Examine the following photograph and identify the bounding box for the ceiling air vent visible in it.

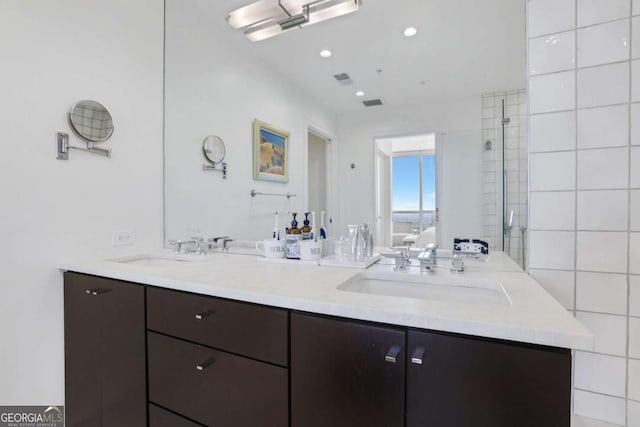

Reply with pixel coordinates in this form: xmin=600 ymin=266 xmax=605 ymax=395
xmin=362 ymin=98 xmax=383 ymax=107
xmin=333 ymin=73 xmax=353 ymax=85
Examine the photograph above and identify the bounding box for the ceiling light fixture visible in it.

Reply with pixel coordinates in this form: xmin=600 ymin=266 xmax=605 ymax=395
xmin=355 ymin=91 xmax=364 ymax=97
xmin=404 ymin=27 xmax=417 ymax=37
xmin=227 ymin=0 xmax=361 ymax=42
xmin=320 ymin=49 xmax=332 ymax=58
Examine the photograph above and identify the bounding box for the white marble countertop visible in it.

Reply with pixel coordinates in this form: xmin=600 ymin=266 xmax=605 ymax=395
xmin=58 ymin=250 xmax=592 ymax=351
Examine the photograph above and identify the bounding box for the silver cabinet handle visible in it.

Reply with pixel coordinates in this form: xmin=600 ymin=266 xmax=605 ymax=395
xmin=384 ymin=345 xmax=401 ymax=363
xmin=85 ymin=288 xmax=111 ymax=296
xmin=196 ymin=358 xmax=215 ymax=371
xmin=411 ymin=347 xmax=425 ymax=365
xmin=195 ymin=309 xmax=215 ymax=320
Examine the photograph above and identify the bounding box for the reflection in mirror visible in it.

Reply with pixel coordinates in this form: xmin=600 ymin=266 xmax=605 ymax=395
xmin=67 ymin=100 xmax=114 ymax=143
xmin=164 ymin=0 xmax=527 ymax=266
xmin=203 ymin=135 xmax=226 ymax=164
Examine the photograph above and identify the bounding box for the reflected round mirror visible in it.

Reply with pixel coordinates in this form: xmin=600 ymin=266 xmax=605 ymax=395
xmin=67 ymin=100 xmax=114 ymax=143
xmin=203 ymin=135 xmax=226 ymax=164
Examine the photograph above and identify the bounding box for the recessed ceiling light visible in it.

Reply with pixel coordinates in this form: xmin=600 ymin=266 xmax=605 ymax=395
xmin=355 ymin=91 xmax=365 ymax=97
xmin=404 ymin=27 xmax=417 ymax=37
xmin=320 ymin=49 xmax=332 ymax=58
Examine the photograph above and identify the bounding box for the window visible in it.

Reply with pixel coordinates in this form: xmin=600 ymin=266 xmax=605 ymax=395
xmin=392 ymin=152 xmax=436 ymax=234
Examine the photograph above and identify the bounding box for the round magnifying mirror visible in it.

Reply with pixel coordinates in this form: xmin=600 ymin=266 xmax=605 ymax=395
xmin=68 ymin=100 xmax=114 ymax=144
xmin=203 ymin=135 xmax=226 ymax=164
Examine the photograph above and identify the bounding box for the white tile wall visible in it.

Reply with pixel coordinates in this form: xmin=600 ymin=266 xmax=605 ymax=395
xmin=577 ymin=105 xmax=629 ymax=149
xmin=632 ymin=147 xmax=640 ymax=187
xmin=528 ymin=0 xmax=575 ymax=37
xmin=577 ymin=0 xmax=630 ymax=27
xmin=629 ymin=317 xmax=640 ymax=359
xmin=530 ymin=71 xmax=576 ymax=113
xmin=633 ymin=104 xmax=640 ymax=145
xmin=576 ymin=272 xmax=627 ymax=314
xmin=577 ymin=20 xmax=630 ymax=68
xmin=530 ymin=191 xmax=575 ymax=230
xmin=629 ymin=400 xmax=640 ymax=427
xmin=629 ymin=275 xmax=640 ymax=316
xmin=529 ymin=31 xmax=576 ymax=75
xmin=576 ymin=232 xmax=628 ymax=272
xmin=575 ymin=351 xmax=627 ymax=397
xmin=529 ymin=268 xmax=575 ymax=309
xmin=529 ymin=231 xmax=575 ymax=269
xmin=630 ymin=359 xmax=640 ymax=401
xmin=577 ymin=190 xmax=628 ymax=230
xmin=633 ymin=17 xmax=640 ymax=59
xmin=530 ymin=151 xmax=575 ymax=191
xmin=577 ymin=148 xmax=629 ymax=190
xmin=632 ymin=190 xmax=640 ymax=231
xmin=530 ymin=111 xmax=576 ymax=152
xmin=574 ymin=389 xmax=626 ymax=426
xmin=577 ymin=62 xmax=629 ymax=108
xmin=631 ymin=233 xmax=640 ymax=274
xmin=575 ymin=312 xmax=627 ymax=356
xmin=633 ymin=61 xmax=640 ymax=102
xmin=528 ymin=0 xmax=637 ymax=423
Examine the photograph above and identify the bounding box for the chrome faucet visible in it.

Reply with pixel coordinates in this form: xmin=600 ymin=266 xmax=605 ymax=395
xmin=417 ymin=243 xmax=438 ymax=273
xmin=383 ymin=248 xmax=412 ymax=270
xmin=206 ymin=236 xmax=230 ymax=251
xmin=169 ymin=239 xmax=198 ymax=254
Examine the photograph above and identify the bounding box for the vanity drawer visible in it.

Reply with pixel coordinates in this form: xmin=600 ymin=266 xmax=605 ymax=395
xmin=147 ymin=286 xmax=288 ymax=366
xmin=149 ymin=404 xmax=201 ymax=427
xmin=148 ymin=332 xmax=288 ymax=427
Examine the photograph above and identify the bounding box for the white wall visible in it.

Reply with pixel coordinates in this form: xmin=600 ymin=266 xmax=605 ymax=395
xmin=0 ymin=0 xmax=164 ymax=405
xmin=527 ymin=1 xmax=640 ymax=425
xmin=337 ymin=97 xmax=483 ymax=248
xmin=164 ymin=0 xmax=338 ymax=242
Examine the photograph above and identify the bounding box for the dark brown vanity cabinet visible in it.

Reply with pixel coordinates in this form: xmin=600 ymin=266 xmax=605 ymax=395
xmin=291 ymin=312 xmax=406 ymax=427
xmin=406 ymin=329 xmax=571 ymax=427
xmin=146 ymin=287 xmax=289 ymax=427
xmin=64 ymin=273 xmax=573 ymax=427
xmin=63 ymin=272 xmax=146 ymax=427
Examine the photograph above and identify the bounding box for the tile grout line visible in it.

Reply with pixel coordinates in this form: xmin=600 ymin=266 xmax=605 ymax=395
xmin=572 ymin=0 xmax=579 ymax=418
xmin=624 ymin=0 xmax=634 ymax=426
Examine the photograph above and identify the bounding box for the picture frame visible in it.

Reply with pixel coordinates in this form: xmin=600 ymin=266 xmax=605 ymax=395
xmin=253 ymin=119 xmax=289 ymax=183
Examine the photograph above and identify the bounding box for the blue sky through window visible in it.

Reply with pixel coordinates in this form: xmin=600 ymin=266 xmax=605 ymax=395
xmin=392 ymin=154 xmax=436 ymax=211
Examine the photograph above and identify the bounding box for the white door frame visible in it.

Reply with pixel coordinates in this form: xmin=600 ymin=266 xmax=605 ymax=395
xmin=307 ymin=122 xmax=336 ymax=235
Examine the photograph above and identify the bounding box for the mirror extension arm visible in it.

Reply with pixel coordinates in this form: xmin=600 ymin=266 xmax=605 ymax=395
xmin=56 ymin=132 xmax=111 ymax=160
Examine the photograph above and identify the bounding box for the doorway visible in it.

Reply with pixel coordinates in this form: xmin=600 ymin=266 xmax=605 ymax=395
xmin=307 ymin=128 xmax=331 ymax=231
xmin=375 ymin=134 xmax=438 ymax=249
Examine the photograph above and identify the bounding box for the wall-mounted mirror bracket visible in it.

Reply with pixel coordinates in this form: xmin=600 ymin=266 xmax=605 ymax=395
xmin=56 ymin=132 xmax=111 ymax=160
xmin=202 ymin=162 xmax=227 ymax=179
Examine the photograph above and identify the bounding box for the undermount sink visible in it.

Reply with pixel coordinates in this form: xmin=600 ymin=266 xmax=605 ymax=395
xmin=111 ymin=254 xmax=204 ymax=267
xmin=337 ymin=272 xmax=512 ymax=306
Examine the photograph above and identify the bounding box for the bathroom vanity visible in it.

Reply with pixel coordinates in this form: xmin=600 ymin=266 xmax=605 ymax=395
xmin=60 ymin=251 xmax=591 ymax=427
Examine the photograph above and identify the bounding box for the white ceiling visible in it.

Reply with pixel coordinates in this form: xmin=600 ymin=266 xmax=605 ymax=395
xmin=204 ymin=0 xmax=526 ymax=113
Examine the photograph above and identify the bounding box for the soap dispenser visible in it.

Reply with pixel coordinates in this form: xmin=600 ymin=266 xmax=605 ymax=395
xmin=286 ymin=213 xmax=302 ymax=259
xmin=301 ymin=212 xmax=312 ymax=240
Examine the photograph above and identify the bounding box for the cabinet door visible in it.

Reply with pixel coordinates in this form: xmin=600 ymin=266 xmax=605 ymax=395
xmin=64 ymin=273 xmax=146 ymax=427
xmin=291 ymin=313 xmax=405 ymax=427
xmin=406 ymin=329 xmax=571 ymax=427
xmin=64 ymin=273 xmax=102 ymax=426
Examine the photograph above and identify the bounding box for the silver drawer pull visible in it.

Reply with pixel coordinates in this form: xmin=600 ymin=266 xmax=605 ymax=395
xmin=384 ymin=345 xmax=401 ymax=363
xmin=85 ymin=288 xmax=111 ymax=296
xmin=196 ymin=358 xmax=215 ymax=371
xmin=411 ymin=347 xmax=425 ymax=365
xmin=195 ymin=309 xmax=215 ymax=320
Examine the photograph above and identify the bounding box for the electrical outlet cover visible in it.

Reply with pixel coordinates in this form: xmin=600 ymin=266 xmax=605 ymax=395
xmin=112 ymin=230 xmax=136 ymax=246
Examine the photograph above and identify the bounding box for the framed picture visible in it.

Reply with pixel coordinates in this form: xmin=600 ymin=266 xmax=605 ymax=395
xmin=253 ymin=119 xmax=289 ymax=183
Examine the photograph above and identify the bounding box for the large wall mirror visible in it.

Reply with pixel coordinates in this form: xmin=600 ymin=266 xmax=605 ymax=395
xmin=164 ymin=0 xmax=527 ymax=266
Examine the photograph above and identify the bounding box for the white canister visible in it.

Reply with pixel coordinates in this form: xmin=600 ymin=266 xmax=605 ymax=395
xmin=255 ymin=239 xmax=286 ymax=258
xmin=299 ymin=240 xmax=323 ymax=261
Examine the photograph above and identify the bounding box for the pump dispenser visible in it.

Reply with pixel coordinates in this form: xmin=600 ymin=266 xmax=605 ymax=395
xmin=286 ymin=213 xmax=302 ymax=259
